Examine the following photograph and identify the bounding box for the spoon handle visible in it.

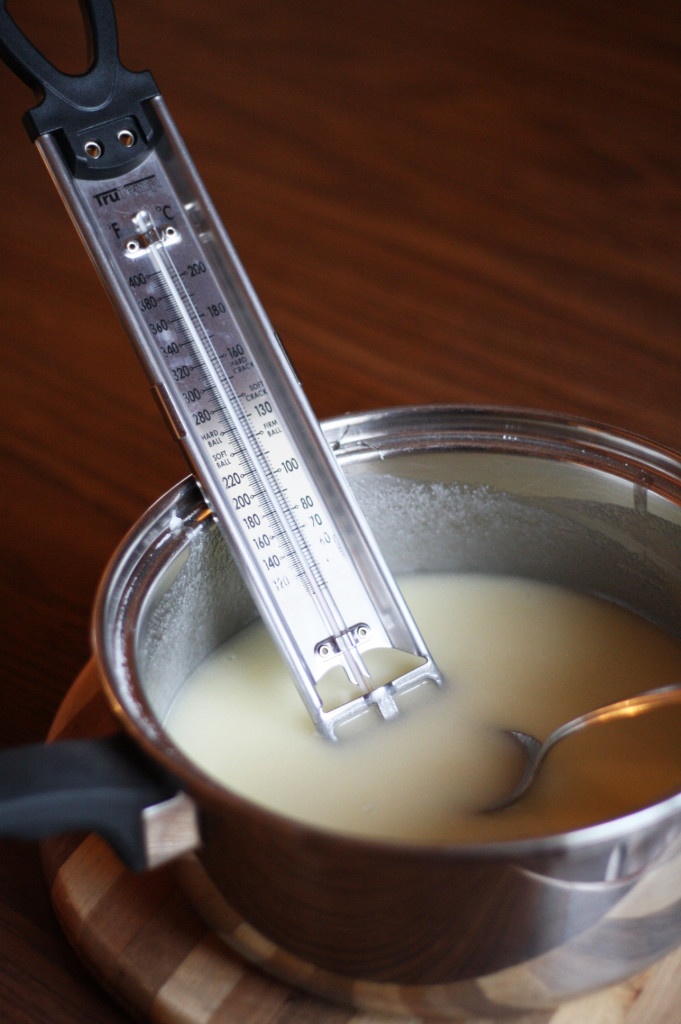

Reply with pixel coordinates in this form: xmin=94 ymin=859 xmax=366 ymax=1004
xmin=541 ymin=683 xmax=681 ymax=757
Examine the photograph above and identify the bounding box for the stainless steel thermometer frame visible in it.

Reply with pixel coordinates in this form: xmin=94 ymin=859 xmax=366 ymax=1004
xmin=0 ymin=0 xmax=442 ymax=739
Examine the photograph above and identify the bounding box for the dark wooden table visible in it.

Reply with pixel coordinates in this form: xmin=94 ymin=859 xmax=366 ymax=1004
xmin=1 ymin=1 xmax=681 ymax=1020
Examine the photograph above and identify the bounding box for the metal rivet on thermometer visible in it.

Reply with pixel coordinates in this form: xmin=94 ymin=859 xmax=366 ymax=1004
xmin=0 ymin=0 xmax=443 ymax=739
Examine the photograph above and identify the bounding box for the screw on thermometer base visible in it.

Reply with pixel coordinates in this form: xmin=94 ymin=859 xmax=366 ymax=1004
xmin=316 ymin=623 xmax=370 ymax=663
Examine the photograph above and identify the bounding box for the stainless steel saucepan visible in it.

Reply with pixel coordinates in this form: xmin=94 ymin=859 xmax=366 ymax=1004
xmin=4 ymin=404 xmax=681 ymax=1019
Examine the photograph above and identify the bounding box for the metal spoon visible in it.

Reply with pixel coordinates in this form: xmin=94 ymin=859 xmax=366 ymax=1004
xmin=488 ymin=683 xmax=681 ymax=812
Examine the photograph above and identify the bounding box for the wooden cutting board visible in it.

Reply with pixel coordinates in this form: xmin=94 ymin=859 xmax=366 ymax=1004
xmin=40 ymin=662 xmax=681 ymax=1024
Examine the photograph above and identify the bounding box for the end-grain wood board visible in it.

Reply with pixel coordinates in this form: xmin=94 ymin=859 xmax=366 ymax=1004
xmin=40 ymin=662 xmax=681 ymax=1024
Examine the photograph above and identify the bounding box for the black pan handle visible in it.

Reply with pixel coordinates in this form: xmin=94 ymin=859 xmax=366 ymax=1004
xmin=0 ymin=733 xmax=182 ymax=871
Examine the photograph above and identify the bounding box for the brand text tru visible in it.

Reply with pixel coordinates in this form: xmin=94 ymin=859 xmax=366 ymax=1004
xmin=93 ymin=175 xmax=161 ymax=207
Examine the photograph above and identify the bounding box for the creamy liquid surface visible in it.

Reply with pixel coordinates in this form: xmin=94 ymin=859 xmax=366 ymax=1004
xmin=164 ymin=574 xmax=681 ymax=843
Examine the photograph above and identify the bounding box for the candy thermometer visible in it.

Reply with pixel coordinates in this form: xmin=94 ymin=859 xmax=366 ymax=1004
xmin=0 ymin=0 xmax=443 ymax=739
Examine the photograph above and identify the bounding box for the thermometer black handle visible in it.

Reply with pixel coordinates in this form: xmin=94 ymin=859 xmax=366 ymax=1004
xmin=0 ymin=0 xmax=159 ymax=177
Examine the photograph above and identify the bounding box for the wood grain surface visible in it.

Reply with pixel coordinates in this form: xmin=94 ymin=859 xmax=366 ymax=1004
xmin=1 ymin=0 xmax=681 ymax=1021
